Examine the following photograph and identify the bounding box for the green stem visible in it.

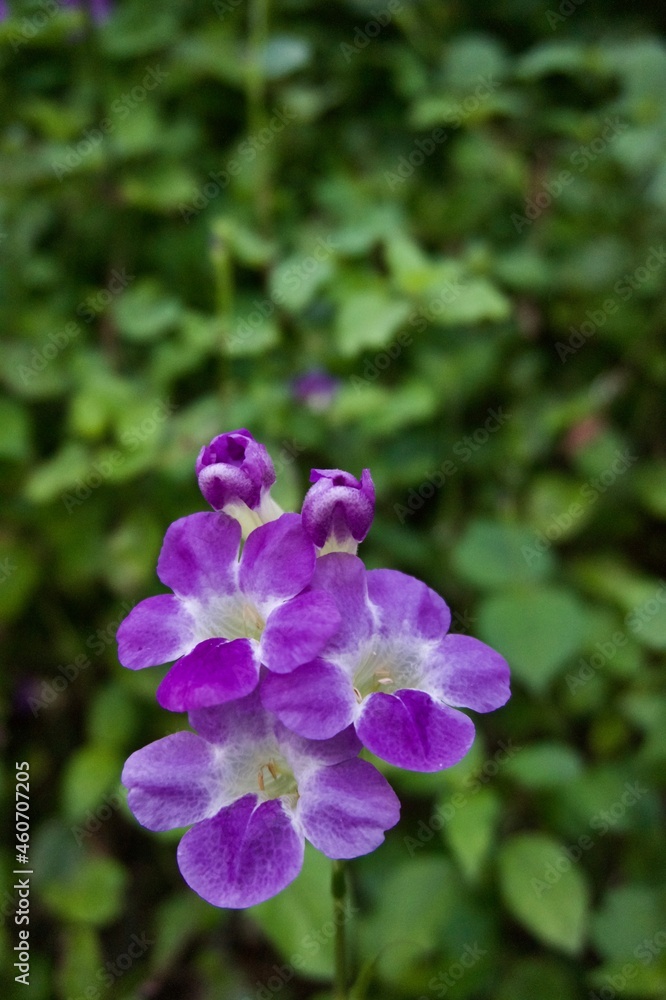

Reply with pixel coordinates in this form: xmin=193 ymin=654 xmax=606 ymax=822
xmin=332 ymin=860 xmax=348 ymax=1000
xmin=246 ymin=0 xmax=272 ymax=231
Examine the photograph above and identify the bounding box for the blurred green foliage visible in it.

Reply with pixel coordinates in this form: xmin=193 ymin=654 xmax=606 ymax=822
xmin=1 ymin=0 xmax=666 ymax=997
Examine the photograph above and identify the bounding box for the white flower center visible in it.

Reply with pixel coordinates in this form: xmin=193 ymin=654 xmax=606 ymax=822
xmin=191 ymin=595 xmax=266 ymax=644
xmin=352 ymin=638 xmax=424 ymax=700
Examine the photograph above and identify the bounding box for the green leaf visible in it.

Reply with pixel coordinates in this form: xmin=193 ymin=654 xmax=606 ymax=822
xmin=504 ymin=742 xmax=583 ymax=789
xmin=591 ymin=885 xmax=666 ymax=963
xmin=633 ymin=461 xmax=666 ymax=518
xmin=0 ymin=538 xmax=38 ymax=623
xmin=114 ymin=279 xmax=182 ymax=343
xmin=270 ymin=251 xmax=334 ymax=311
xmin=335 ymin=290 xmax=411 ymax=356
xmin=42 ymin=855 xmax=127 ymax=926
xmin=498 ymin=834 xmax=590 ymax=954
xmin=441 ymin=788 xmax=501 ymax=882
xmin=478 ymin=586 xmax=589 ymax=692
xmin=359 ymin=856 xmax=461 ymax=989
xmin=223 ymin=299 xmax=281 ymax=356
xmin=250 ymin=845 xmax=335 ymax=979
xmin=61 ymin=745 xmax=122 ymax=822
xmin=55 ymin=925 xmax=103 ymax=1000
xmin=149 ymin=892 xmax=221 ymax=977
xmin=0 ymin=397 xmax=30 ymax=459
xmin=497 ymin=957 xmax=577 ymax=1000
xmin=451 ymin=519 xmax=555 ymax=589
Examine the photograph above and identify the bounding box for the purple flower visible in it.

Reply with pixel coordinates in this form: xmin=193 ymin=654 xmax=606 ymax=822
xmin=292 ymin=370 xmax=339 ymax=412
xmin=116 ymin=512 xmax=341 ymax=711
xmin=121 ymin=691 xmax=400 ymax=908
xmin=302 ymin=468 xmax=375 ymax=554
xmin=261 ymin=555 xmax=511 ymax=772
xmin=67 ymin=0 xmax=112 ymax=21
xmin=196 ymin=429 xmax=283 ymax=538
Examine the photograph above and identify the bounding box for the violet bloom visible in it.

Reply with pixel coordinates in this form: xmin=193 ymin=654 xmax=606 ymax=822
xmin=196 ymin=429 xmax=283 ymax=538
xmin=302 ymin=468 xmax=375 ymax=555
xmin=122 ymin=691 xmax=400 ymax=908
xmin=117 ymin=512 xmax=341 ymax=711
xmin=292 ymin=370 xmax=339 ymax=412
xmin=261 ymin=555 xmax=511 ymax=772
xmin=62 ymin=0 xmax=112 ymax=20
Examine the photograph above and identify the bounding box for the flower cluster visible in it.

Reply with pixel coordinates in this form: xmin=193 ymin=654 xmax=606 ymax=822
xmin=118 ymin=430 xmax=510 ymax=908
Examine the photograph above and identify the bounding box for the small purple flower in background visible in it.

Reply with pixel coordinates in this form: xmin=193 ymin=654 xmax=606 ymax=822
xmin=122 ymin=690 xmax=400 ymax=907
xmin=196 ymin=429 xmax=284 ymax=538
xmin=116 ymin=512 xmax=341 ymax=710
xmin=292 ymin=369 xmax=340 ymax=412
xmin=62 ymin=0 xmax=112 ymax=21
xmin=261 ymin=555 xmax=511 ymax=771
xmin=302 ymin=468 xmax=375 ymax=555
xmin=0 ymin=1 xmax=8 ymax=21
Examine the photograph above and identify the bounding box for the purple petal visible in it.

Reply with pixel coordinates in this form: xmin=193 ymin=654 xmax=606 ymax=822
xmin=156 ymin=638 xmax=260 ymax=711
xmin=117 ymin=595 xmax=196 ymax=669
xmin=177 ymin=797 xmax=303 ymax=908
xmin=356 ymin=689 xmax=475 ymax=771
xmin=425 ymin=634 xmax=511 ymax=712
xmin=261 ymin=659 xmax=357 ymax=739
xmin=122 ymin=732 xmax=221 ymax=831
xmin=298 ymin=759 xmax=400 ymax=858
xmin=367 ymin=569 xmax=451 ymax=641
xmin=302 ymin=468 xmax=375 ymax=548
xmin=189 ymin=687 xmax=271 ymax=745
xmin=260 ymin=591 xmax=341 ymax=674
xmin=157 ymin=512 xmax=240 ymax=599
xmin=239 ymin=513 xmax=315 ymax=606
xmin=310 ymin=553 xmax=374 ymax=653
xmin=196 ymin=429 xmax=276 ymax=511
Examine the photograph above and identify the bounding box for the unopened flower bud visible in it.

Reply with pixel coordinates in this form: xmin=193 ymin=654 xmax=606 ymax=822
xmin=302 ymin=468 xmax=375 ymax=554
xmin=196 ymin=429 xmax=283 ymax=536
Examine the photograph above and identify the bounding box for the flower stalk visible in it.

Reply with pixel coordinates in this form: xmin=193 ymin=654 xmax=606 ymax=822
xmin=332 ymin=859 xmax=348 ymax=1000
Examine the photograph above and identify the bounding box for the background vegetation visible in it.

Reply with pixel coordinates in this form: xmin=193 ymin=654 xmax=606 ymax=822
xmin=2 ymin=0 xmax=666 ymax=997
